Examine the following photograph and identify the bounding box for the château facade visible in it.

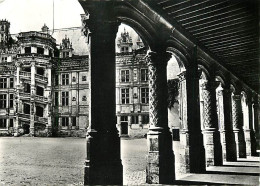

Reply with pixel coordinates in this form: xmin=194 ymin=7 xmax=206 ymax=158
xmin=0 ymin=20 xmax=151 ymax=137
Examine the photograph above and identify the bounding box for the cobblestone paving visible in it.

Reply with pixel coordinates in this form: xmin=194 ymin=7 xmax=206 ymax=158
xmin=0 ymin=137 xmax=147 ymax=185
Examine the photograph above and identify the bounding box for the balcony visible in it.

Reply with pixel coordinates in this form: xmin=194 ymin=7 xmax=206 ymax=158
xmin=35 ymin=74 xmax=48 ymax=83
xmin=34 ymin=116 xmax=48 ymax=124
xmin=35 ymin=95 xmax=48 ymax=103
xmin=18 ymin=113 xmax=30 ymax=121
xmin=20 ymin=71 xmax=31 ymax=79
xmin=19 ymin=92 xmax=30 ymax=100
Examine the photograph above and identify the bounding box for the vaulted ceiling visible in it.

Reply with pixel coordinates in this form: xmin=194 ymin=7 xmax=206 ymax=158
xmin=145 ymin=0 xmax=259 ymax=92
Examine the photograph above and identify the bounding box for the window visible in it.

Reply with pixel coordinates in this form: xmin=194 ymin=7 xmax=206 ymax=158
xmin=141 ymin=88 xmax=149 ymax=104
xmin=36 ymin=86 xmax=44 ymax=96
xmin=62 ymin=117 xmax=69 ymax=127
xmin=131 ymin=115 xmax=139 ymax=124
xmin=10 ymin=78 xmax=13 ymax=88
xmin=141 ymin=69 xmax=148 ymax=81
xmin=0 ymin=119 xmax=6 ymax=128
xmin=121 ymin=70 xmax=129 ymax=82
xmin=121 ymin=88 xmax=129 ymax=104
xmin=62 ymin=74 xmax=69 ymax=85
xmin=37 ymin=47 xmax=44 ymax=55
xmin=55 ymin=75 xmax=59 ymax=86
xmin=9 ymin=94 xmax=13 ymax=108
xmin=25 ymin=47 xmax=31 ymax=54
xmin=55 ymin=92 xmax=59 ymax=106
xmin=2 ymin=57 xmax=7 ymax=62
xmin=82 ymin=76 xmax=86 ymax=81
xmin=62 ymin=91 xmax=69 ymax=106
xmin=9 ymin=119 xmax=13 ymax=127
xmin=121 ymin=116 xmax=128 ymax=122
xmin=72 ymin=117 xmax=76 ymax=126
xmin=0 ymin=78 xmax=7 ymax=88
xmin=0 ymin=94 xmax=6 ymax=108
xmin=142 ymin=115 xmax=149 ymax=124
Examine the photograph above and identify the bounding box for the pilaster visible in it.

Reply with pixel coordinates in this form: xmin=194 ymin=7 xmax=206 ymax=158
xmin=145 ymin=50 xmax=175 ymax=184
xmin=232 ymin=94 xmax=246 ymax=158
xmin=201 ymin=80 xmax=222 ymax=166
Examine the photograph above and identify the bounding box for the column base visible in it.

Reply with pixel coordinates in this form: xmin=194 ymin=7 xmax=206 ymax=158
xmin=178 ymin=130 xmax=206 ymax=174
xmin=84 ymin=130 xmax=123 ymax=185
xmin=244 ymin=129 xmax=257 ymax=156
xmin=220 ymin=130 xmax=237 ymax=162
xmin=29 ymin=127 xmax=34 ymax=137
xmin=146 ymin=127 xmax=175 ymax=184
xmin=203 ymin=129 xmax=223 ymax=166
xmin=234 ymin=130 xmax=246 ymax=158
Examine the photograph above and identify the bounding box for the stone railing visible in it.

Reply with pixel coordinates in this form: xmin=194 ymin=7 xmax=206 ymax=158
xmin=19 ymin=113 xmax=30 ymax=119
xmin=17 ymin=53 xmax=51 ymax=59
xmin=35 ymin=116 xmax=48 ymax=123
xmin=35 ymin=74 xmax=48 ymax=82
xmin=18 ymin=31 xmax=56 ymax=43
xmin=20 ymin=71 xmax=31 ymax=77
xmin=19 ymin=92 xmax=30 ymax=99
xmin=35 ymin=95 xmax=48 ymax=102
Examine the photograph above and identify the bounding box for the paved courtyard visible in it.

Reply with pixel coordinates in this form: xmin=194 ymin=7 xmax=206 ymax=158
xmin=0 ymin=137 xmax=147 ymax=185
xmin=0 ymin=137 xmax=259 ymax=185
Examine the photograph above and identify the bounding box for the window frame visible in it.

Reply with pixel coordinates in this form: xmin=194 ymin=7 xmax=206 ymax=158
xmin=141 ymin=68 xmax=148 ymax=82
xmin=61 ymin=91 xmax=69 ymax=106
xmin=121 ymin=88 xmax=129 ymax=104
xmin=141 ymin=87 xmax=149 ymax=104
xmin=121 ymin=70 xmax=130 ymax=82
xmin=61 ymin=74 xmax=69 ymax=85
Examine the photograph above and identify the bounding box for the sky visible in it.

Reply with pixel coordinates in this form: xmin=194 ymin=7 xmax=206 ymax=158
xmin=0 ymin=0 xmax=138 ymax=54
xmin=0 ymin=0 xmax=180 ymax=75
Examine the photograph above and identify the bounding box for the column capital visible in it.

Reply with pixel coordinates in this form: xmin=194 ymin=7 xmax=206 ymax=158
xmin=30 ymin=61 xmax=36 ymax=67
xmin=232 ymin=94 xmax=241 ymax=101
xmin=177 ymin=71 xmax=186 ymax=81
xmin=145 ymin=50 xmax=172 ymax=68
xmin=201 ymin=80 xmax=219 ymax=91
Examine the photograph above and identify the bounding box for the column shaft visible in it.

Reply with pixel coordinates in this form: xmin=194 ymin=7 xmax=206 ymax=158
xmin=81 ymin=5 xmax=122 ymax=185
xmin=178 ymin=69 xmax=205 ymax=173
xmin=217 ymin=88 xmax=237 ymax=162
xmin=146 ymin=51 xmax=175 ymax=184
xmin=232 ymin=94 xmax=246 ymax=158
xmin=201 ymin=80 xmax=222 ymax=166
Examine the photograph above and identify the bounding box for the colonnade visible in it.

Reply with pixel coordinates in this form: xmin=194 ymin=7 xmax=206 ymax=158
xmin=79 ymin=1 xmax=258 ymax=184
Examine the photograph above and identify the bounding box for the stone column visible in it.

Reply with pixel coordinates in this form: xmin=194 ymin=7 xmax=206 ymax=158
xmin=201 ymin=80 xmax=222 ymax=166
xmin=244 ymin=97 xmax=257 ymax=156
xmin=14 ymin=62 xmax=21 ymax=136
xmin=232 ymin=94 xmax=246 ymax=158
xmin=252 ymin=102 xmax=259 ymax=153
xmin=217 ymin=87 xmax=237 ymax=162
xmin=146 ymin=51 xmax=175 ymax=184
xmin=81 ymin=4 xmax=122 ymax=185
xmin=178 ymin=69 xmax=205 ymax=174
xmin=30 ymin=61 xmax=36 ymax=136
xmin=46 ymin=65 xmax=52 ymax=134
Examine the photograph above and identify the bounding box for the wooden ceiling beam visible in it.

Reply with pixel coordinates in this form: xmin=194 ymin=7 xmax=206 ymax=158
xmin=176 ymin=1 xmax=241 ymax=22
xmin=205 ymin=36 xmax=257 ymax=48
xmin=210 ymin=42 xmax=258 ymax=52
xmin=202 ymin=30 xmax=256 ymax=44
xmin=185 ymin=11 xmax=248 ymax=29
xmin=192 ymin=18 xmax=256 ymax=37
xmin=197 ymin=24 xmax=256 ymax=40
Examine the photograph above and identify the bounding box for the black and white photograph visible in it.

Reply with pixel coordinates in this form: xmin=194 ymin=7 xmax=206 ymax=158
xmin=0 ymin=0 xmax=259 ymax=185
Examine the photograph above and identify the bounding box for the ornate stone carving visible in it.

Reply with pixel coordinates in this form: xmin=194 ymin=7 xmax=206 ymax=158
xmin=232 ymin=94 xmax=242 ymax=129
xmin=81 ymin=13 xmax=91 ymax=44
xmin=146 ymin=51 xmax=171 ymax=128
xmin=201 ymin=81 xmax=218 ymax=129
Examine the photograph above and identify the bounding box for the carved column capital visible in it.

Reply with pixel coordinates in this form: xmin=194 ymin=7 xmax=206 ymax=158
xmin=145 ymin=50 xmax=171 ymax=68
xmin=177 ymin=71 xmax=186 ymax=82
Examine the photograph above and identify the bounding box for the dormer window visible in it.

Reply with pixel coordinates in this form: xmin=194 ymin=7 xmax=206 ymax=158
xmin=25 ymin=47 xmax=31 ymax=54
